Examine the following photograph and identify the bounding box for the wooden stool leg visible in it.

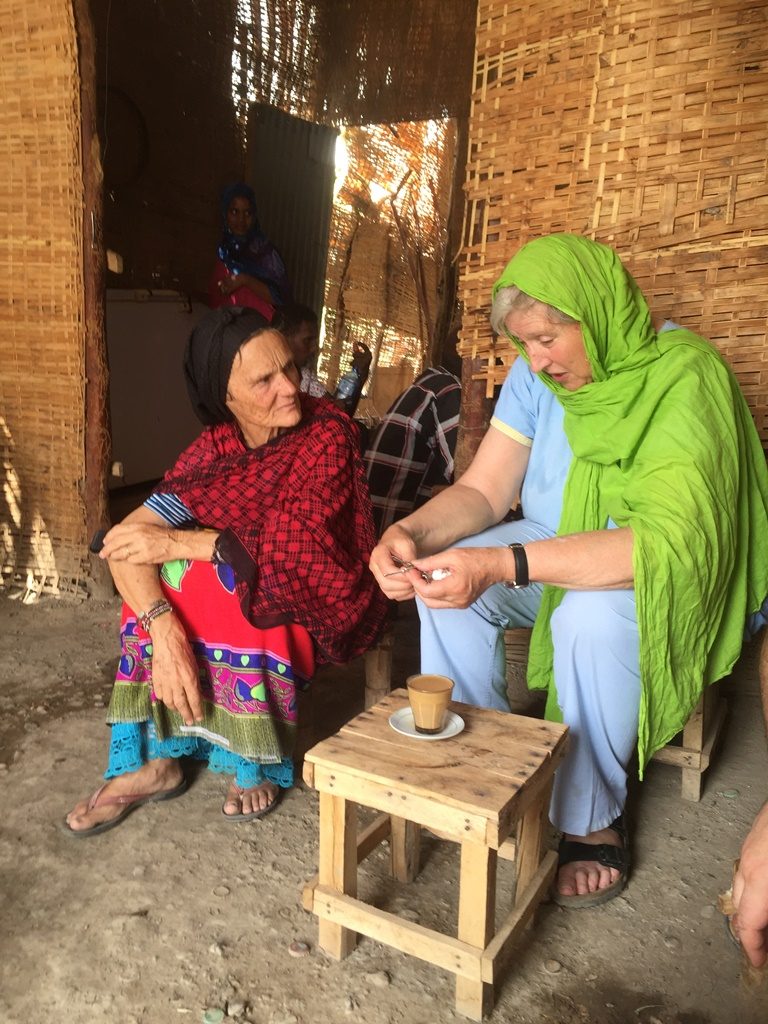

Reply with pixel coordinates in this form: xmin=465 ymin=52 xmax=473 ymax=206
xmin=681 ymin=695 xmax=706 ymax=802
xmin=317 ymin=791 xmax=358 ymax=958
xmin=456 ymin=842 xmax=497 ymax=1020
xmin=364 ymin=625 xmax=394 ymax=708
xmin=514 ymin=778 xmax=553 ymax=905
xmin=389 ymin=814 xmax=421 ymax=882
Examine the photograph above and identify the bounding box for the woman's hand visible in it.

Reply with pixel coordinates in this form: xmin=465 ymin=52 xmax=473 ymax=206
xmin=101 ymin=522 xmax=178 ymax=564
xmin=218 ymin=274 xmax=241 ymax=297
xmin=369 ymin=526 xmax=420 ymax=601
xmin=146 ymin=612 xmax=204 ymax=726
xmin=409 ymin=546 xmax=507 ymax=609
xmin=219 ymin=272 xmax=272 ymax=303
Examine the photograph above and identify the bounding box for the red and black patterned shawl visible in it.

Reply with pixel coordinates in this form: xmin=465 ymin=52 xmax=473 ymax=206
xmin=155 ymin=395 xmax=388 ymax=664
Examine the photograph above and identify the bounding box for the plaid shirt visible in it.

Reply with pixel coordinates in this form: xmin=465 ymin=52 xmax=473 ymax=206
xmin=364 ymin=367 xmax=461 ymax=535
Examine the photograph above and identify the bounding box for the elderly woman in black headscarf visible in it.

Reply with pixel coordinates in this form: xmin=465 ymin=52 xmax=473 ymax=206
xmin=209 ymin=182 xmax=292 ymax=317
xmin=65 ymin=307 xmax=387 ymax=836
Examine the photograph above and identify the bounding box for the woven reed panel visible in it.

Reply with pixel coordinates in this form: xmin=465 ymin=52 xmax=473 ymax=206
xmin=320 ymin=120 xmax=457 ymax=412
xmin=459 ymin=0 xmax=768 ymax=448
xmin=0 ymin=0 xmax=88 ymax=596
xmin=316 ymin=0 xmax=476 ymax=125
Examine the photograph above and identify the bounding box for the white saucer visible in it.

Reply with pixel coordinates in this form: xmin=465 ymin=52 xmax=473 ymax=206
xmin=388 ymin=707 xmax=465 ymax=741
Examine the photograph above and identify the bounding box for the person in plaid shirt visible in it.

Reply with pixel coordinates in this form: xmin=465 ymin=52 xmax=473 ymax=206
xmin=364 ymin=339 xmax=462 ymax=536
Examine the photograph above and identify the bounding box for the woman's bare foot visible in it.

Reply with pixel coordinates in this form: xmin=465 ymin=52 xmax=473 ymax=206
xmin=65 ymin=759 xmax=184 ymax=833
xmin=555 ymin=824 xmax=624 ymax=898
xmin=222 ymin=780 xmax=279 ymax=818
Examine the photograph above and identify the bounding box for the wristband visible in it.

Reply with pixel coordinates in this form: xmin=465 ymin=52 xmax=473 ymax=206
xmin=503 ymin=542 xmax=530 ymax=590
xmin=138 ymin=598 xmax=173 ymax=633
xmin=211 ymin=533 xmax=226 ymax=565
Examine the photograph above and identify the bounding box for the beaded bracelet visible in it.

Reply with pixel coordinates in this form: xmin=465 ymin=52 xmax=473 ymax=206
xmin=137 ymin=598 xmax=173 ymax=633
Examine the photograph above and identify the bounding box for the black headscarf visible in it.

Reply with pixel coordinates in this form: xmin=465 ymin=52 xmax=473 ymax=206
xmin=184 ymin=307 xmax=271 ymax=425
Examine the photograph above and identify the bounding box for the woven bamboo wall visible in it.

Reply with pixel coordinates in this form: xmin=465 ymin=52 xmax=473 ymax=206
xmin=0 ymin=1 xmax=88 ymax=596
xmin=459 ymin=0 xmax=768 ymax=448
xmin=320 ymin=120 xmax=458 ymax=414
xmin=316 ymin=0 xmax=476 ymax=125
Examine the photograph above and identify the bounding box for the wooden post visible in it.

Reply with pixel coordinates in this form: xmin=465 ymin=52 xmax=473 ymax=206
xmin=389 ymin=815 xmax=421 ymax=883
xmin=681 ymin=694 xmax=706 ymax=802
xmin=454 ymin=354 xmax=495 ymax=476
xmin=317 ymin=791 xmax=358 ymax=959
xmin=514 ymin=777 xmax=553 ymax=905
xmin=364 ymin=624 xmax=394 ymax=708
xmin=456 ymin=841 xmax=496 ymax=1020
xmin=73 ymin=0 xmax=112 ymax=599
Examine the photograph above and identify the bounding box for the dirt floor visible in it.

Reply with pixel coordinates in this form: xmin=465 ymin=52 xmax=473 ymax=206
xmin=0 ymin=590 xmax=766 ymax=1024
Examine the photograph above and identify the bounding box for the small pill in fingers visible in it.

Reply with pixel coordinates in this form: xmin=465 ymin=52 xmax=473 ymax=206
xmin=430 ymin=568 xmax=452 ymax=581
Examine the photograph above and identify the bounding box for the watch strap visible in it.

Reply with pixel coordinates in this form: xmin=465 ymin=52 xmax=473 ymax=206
xmin=504 ymin=542 xmax=530 ymax=589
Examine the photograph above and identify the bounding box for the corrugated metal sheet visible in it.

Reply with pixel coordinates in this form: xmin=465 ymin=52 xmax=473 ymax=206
xmin=247 ymin=103 xmax=337 ymax=314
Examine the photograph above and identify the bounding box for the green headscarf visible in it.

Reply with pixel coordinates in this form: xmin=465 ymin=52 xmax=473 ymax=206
xmin=494 ymin=234 xmax=768 ymax=770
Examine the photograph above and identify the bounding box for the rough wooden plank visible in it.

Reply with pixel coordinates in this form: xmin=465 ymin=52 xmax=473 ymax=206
xmin=312 ymin=886 xmax=484 ymax=981
xmin=317 ymin=793 xmax=358 ymax=959
xmin=498 ymin=836 xmax=517 ymax=862
xmin=357 ymin=689 xmax=566 ymax=755
xmin=514 ymin=778 xmax=552 ymax=903
xmin=309 ymin=692 xmax=567 ymax=795
xmin=456 ymin=842 xmax=497 ymax=1019
xmin=309 ymin=734 xmax=523 ymax=821
xmin=481 ymin=850 xmax=558 ymax=984
xmin=390 ymin=815 xmax=421 ymax=882
xmin=364 ymin=626 xmax=394 ymax=709
xmin=303 ymin=812 xmax=391 ymax=911
xmin=682 ymin=697 xmax=728 ymax=802
xmin=312 ymin=763 xmax=491 ymax=844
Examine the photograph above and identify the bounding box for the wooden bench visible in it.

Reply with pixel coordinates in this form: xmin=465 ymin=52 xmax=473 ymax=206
xmin=302 ymin=689 xmax=569 ymax=1021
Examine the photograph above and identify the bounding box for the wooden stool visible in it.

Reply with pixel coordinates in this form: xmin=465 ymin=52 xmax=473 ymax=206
xmin=302 ymin=689 xmax=569 ymax=1021
xmin=651 ymin=627 xmax=768 ymax=800
xmin=650 ymin=683 xmax=727 ymax=801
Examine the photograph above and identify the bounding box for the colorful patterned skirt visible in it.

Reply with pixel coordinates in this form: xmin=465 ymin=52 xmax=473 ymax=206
xmin=105 ymin=559 xmax=315 ymax=789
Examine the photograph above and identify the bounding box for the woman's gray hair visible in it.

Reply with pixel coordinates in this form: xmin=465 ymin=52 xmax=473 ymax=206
xmin=490 ymin=286 xmax=578 ymax=337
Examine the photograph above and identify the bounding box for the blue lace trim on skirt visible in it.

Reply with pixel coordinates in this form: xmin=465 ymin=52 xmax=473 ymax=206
xmin=105 ymin=720 xmax=294 ymax=789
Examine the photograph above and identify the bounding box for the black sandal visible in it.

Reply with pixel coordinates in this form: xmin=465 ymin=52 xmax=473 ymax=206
xmin=551 ymin=813 xmax=630 ymax=908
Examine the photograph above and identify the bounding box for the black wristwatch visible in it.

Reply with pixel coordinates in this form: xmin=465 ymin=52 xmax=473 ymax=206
xmin=503 ymin=542 xmax=530 ymax=590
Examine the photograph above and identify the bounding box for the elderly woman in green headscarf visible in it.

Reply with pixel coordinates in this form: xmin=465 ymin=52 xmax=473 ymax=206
xmin=369 ymin=234 xmax=768 ymax=907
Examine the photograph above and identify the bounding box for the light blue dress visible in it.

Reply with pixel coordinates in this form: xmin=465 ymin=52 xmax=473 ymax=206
xmin=418 ymin=354 xmax=640 ymax=836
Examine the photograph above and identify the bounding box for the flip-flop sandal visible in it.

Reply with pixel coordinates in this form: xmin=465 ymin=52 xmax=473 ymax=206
xmin=62 ymin=777 xmax=188 ymax=839
xmin=551 ymin=813 xmax=630 ymax=909
xmin=221 ymin=785 xmax=283 ymax=822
